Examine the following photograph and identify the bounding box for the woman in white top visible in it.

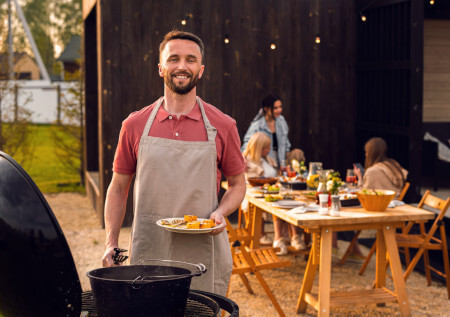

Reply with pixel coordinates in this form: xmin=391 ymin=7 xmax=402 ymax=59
xmin=243 ymin=133 xmax=306 ymax=255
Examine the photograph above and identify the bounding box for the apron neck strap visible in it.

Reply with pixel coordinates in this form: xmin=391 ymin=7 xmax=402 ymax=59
xmin=141 ymin=96 xmax=217 ymax=142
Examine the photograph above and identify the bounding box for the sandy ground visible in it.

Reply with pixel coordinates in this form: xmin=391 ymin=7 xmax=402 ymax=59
xmin=46 ymin=193 xmax=450 ymax=316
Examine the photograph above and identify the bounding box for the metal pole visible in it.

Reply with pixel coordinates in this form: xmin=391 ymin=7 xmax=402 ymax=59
xmin=57 ymin=84 xmax=61 ymax=124
xmin=14 ymin=84 xmax=18 ymax=122
xmin=12 ymin=0 xmax=50 ymax=81
xmin=8 ymin=0 xmax=14 ymax=80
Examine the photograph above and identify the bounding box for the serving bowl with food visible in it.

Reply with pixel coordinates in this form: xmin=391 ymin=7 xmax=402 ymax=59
xmin=247 ymin=177 xmax=278 ymax=187
xmin=356 ymin=189 xmax=396 ymax=211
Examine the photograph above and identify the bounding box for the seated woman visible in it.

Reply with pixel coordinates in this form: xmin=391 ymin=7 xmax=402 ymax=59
xmin=355 ymin=137 xmax=408 ymax=198
xmin=334 ymin=137 xmax=409 ymax=260
xmin=243 ymin=132 xmax=306 ymax=255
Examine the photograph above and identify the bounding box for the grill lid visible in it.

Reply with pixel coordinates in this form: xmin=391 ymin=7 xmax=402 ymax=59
xmin=0 ymin=151 xmax=82 ymax=316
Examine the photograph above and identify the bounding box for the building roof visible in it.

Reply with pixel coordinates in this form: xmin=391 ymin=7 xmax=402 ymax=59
xmin=57 ymin=35 xmax=81 ymax=62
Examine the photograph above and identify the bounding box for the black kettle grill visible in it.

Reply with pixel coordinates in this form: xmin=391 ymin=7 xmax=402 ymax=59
xmin=0 ymin=151 xmax=238 ymax=316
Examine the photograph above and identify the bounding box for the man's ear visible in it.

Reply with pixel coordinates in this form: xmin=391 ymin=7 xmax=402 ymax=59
xmin=198 ymin=65 xmax=205 ymax=79
xmin=158 ymin=63 xmax=164 ymax=77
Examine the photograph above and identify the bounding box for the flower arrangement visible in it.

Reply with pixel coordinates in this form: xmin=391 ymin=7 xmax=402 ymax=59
xmin=326 ymin=171 xmax=342 ymax=195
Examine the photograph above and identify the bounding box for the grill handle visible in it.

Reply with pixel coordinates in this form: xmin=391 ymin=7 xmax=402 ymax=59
xmin=135 ymin=259 xmax=207 ymax=276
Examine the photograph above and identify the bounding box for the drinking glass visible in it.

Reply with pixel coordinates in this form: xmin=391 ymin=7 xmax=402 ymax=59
xmin=280 ymin=160 xmax=290 ymax=176
xmin=346 ymin=169 xmax=357 ymax=186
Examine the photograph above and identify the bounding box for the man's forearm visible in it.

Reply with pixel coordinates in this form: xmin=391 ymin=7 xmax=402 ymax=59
xmin=104 ymin=174 xmax=132 ymax=248
xmin=215 ymin=173 xmax=246 ymax=217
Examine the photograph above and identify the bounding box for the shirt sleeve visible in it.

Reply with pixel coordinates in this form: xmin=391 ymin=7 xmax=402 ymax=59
xmin=221 ymin=122 xmax=246 ymax=177
xmin=112 ymin=120 xmax=137 ymax=175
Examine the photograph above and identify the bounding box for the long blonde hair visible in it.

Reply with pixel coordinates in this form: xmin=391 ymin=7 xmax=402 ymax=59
xmin=242 ymin=132 xmax=271 ymax=163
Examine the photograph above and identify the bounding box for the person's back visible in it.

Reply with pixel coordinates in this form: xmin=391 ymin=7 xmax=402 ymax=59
xmin=363 ymin=160 xmax=407 ymax=197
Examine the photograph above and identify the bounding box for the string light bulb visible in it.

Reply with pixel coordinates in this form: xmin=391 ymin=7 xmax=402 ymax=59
xmin=361 ymin=14 xmax=367 ymax=22
xmin=315 ymin=36 xmax=321 ymax=44
xmin=430 ymin=0 xmax=434 ymax=4
xmin=270 ymin=43 xmax=276 ymax=50
xmin=224 ymin=35 xmax=230 ymax=44
xmin=180 ymin=14 xmax=193 ymax=26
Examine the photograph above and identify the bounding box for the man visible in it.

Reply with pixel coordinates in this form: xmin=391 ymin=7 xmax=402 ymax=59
xmin=101 ymin=30 xmax=246 ymax=295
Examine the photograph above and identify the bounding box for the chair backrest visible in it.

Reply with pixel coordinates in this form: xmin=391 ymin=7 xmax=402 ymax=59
xmin=418 ymin=190 xmax=450 ymax=233
xmin=398 ymin=181 xmax=410 ymax=201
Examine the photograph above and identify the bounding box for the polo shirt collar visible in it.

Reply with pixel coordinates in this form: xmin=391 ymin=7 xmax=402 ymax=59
xmin=156 ymin=101 xmax=202 ymax=122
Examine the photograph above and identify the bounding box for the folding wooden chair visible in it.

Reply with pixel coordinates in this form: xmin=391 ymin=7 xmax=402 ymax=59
xmin=226 ymin=219 xmax=291 ymax=317
xmin=395 ymin=192 xmax=450 ymax=298
xmin=341 ymin=182 xmax=410 ymax=265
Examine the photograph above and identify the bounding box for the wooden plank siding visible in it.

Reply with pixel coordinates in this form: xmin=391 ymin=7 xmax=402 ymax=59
xmin=423 ymin=19 xmax=450 ymax=122
xmin=85 ymin=0 xmax=446 ymax=222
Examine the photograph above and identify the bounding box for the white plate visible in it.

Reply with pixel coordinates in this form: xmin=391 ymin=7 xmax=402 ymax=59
xmin=272 ymin=200 xmax=306 ymax=209
xmin=288 ymin=205 xmax=320 ymax=214
xmin=252 ymin=187 xmax=280 ymax=194
xmin=156 ymin=217 xmax=225 ymax=234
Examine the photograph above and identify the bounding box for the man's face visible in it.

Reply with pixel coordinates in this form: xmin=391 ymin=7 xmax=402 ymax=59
xmin=158 ymin=39 xmax=205 ymax=95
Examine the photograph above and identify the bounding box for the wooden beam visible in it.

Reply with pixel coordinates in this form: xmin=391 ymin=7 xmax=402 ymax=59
xmin=83 ymin=0 xmax=96 ymax=20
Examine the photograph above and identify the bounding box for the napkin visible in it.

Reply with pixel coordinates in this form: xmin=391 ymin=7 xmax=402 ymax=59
xmin=388 ymin=200 xmax=405 ymax=208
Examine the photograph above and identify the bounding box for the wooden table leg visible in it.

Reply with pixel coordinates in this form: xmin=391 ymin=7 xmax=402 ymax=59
xmin=318 ymin=227 xmax=332 ymax=317
xmin=250 ymin=204 xmax=262 ymax=249
xmin=375 ymin=228 xmax=387 ymax=288
xmin=383 ymin=224 xmax=411 ymax=317
xmin=296 ymin=231 xmax=320 ymax=313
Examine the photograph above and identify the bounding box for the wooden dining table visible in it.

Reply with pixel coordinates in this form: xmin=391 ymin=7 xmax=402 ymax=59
xmin=228 ymin=182 xmax=435 ymax=316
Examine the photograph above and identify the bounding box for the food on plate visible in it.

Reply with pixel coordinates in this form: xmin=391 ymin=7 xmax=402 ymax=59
xmin=200 ymin=219 xmax=215 ymax=228
xmin=281 ymin=193 xmax=296 ymax=200
xmin=187 ymin=221 xmax=201 ymax=229
xmin=159 ymin=216 xmax=218 ymax=230
xmin=265 ymin=195 xmax=281 ymax=202
xmin=359 ymin=189 xmax=386 ymax=195
xmin=184 ymin=214 xmax=197 ymax=222
xmin=160 ymin=218 xmax=185 ymax=226
xmin=260 ymin=184 xmax=280 ymax=192
xmin=340 ymin=193 xmax=357 ymax=200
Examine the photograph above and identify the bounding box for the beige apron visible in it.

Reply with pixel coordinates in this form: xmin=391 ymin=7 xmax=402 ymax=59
xmin=129 ymin=97 xmax=232 ymax=295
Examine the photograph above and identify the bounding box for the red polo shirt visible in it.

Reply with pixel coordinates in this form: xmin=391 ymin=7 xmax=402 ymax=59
xmin=113 ymin=97 xmax=245 ymax=192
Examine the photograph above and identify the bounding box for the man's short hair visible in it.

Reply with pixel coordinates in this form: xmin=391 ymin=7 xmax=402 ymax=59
xmin=159 ymin=30 xmax=205 ymax=63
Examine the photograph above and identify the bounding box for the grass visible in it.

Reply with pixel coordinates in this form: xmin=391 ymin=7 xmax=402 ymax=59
xmin=7 ymin=124 xmax=85 ymax=194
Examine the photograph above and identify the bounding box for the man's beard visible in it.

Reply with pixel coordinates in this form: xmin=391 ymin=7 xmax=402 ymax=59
xmin=164 ymin=71 xmax=200 ymax=95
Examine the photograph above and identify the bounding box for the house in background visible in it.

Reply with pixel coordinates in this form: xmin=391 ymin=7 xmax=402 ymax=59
xmin=56 ymin=35 xmax=81 ymax=81
xmin=0 ymin=52 xmax=40 ymax=80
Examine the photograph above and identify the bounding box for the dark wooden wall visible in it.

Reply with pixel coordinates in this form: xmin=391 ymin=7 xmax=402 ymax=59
xmin=87 ymin=0 xmax=435 ymax=224
xmin=355 ymin=0 xmax=423 ymax=201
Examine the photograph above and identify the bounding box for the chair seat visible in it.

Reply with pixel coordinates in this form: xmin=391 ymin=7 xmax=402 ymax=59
xmin=232 ymin=247 xmax=291 ymax=273
xmin=396 ymin=234 xmax=444 ymax=250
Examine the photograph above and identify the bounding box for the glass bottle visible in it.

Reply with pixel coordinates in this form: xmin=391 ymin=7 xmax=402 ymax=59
xmin=306 ymin=162 xmax=322 ymax=190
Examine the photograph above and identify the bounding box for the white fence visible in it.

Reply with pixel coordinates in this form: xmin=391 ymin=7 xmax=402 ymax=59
xmin=0 ymin=80 xmax=80 ymax=124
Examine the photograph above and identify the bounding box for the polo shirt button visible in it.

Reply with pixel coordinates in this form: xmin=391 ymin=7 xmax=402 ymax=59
xmin=169 ymin=116 xmax=173 ymax=119
xmin=175 ymin=133 xmax=179 ymax=136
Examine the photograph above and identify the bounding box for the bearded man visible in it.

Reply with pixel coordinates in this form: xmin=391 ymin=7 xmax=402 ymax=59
xmin=101 ymin=30 xmax=246 ymax=295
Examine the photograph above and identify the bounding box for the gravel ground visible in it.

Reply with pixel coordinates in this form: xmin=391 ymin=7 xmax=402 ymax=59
xmin=46 ymin=193 xmax=450 ymax=317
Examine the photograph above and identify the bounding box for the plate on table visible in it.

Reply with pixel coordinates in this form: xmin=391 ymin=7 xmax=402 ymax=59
xmin=252 ymin=187 xmax=280 ymax=195
xmin=288 ymin=205 xmax=320 ymax=214
xmin=339 ymin=194 xmax=360 ymax=207
xmin=156 ymin=217 xmax=225 ymax=234
xmin=272 ymin=200 xmax=306 ymax=209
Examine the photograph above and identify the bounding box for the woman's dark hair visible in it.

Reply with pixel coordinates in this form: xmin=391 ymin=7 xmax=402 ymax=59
xmin=261 ymin=94 xmax=281 ymax=114
xmin=364 ymin=137 xmax=405 ymax=186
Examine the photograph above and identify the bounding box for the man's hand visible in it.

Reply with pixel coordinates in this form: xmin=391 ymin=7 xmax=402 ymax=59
xmin=209 ymin=211 xmax=226 ymax=235
xmin=101 ymin=246 xmax=118 ymax=267
xmin=208 ymin=172 xmax=246 ymax=236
